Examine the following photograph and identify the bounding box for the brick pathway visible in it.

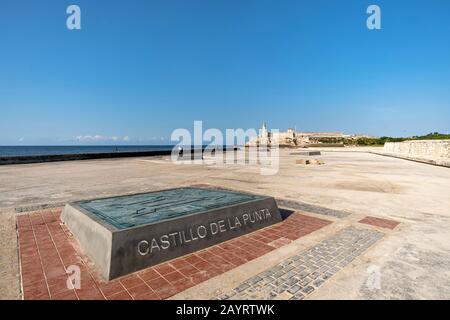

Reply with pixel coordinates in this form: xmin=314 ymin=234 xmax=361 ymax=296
xmin=17 ymin=208 xmax=331 ymax=300
xmin=218 ymin=226 xmax=384 ymax=300
xmin=359 ymin=216 xmax=400 ymax=230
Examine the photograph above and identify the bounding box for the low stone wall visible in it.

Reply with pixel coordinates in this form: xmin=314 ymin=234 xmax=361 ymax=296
xmin=0 ymin=150 xmax=172 ymax=165
xmin=0 ymin=147 xmax=239 ymax=166
xmin=380 ymin=140 xmax=450 ymax=167
xmin=384 ymin=140 xmax=450 ymax=158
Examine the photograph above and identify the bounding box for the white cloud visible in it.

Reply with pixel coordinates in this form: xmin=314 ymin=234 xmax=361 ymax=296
xmin=75 ymin=135 xmax=104 ymax=142
xmin=75 ymin=135 xmax=131 ymax=142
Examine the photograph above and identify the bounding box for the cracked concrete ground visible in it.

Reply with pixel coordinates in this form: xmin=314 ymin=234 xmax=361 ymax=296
xmin=0 ymin=209 xmax=21 ymax=299
xmin=1 ymin=148 xmax=450 ymax=299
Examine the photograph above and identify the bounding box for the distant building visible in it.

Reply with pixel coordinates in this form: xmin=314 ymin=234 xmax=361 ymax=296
xmin=246 ymin=123 xmax=355 ymax=147
xmin=298 ymin=132 xmax=349 ymax=139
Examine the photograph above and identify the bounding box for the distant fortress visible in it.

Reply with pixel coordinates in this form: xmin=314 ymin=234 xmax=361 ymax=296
xmin=246 ymin=122 xmax=371 ymax=147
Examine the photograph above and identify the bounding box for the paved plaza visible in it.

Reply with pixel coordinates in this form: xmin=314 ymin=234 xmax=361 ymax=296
xmin=1 ymin=148 xmax=450 ymax=299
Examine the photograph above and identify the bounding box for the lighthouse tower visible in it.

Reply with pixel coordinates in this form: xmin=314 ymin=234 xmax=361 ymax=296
xmin=259 ymin=122 xmax=270 ymax=146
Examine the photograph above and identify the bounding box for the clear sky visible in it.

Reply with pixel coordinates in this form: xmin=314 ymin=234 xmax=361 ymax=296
xmin=1 ymin=0 xmax=450 ymax=145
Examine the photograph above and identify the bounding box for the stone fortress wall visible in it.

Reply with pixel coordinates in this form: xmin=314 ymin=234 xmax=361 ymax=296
xmin=247 ymin=122 xmax=450 ymax=167
xmin=384 ymin=140 xmax=450 ymax=158
xmin=382 ymin=140 xmax=450 ymax=167
xmin=246 ymin=122 xmax=351 ymax=147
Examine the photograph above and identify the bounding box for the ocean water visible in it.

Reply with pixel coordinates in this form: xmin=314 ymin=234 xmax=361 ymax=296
xmin=0 ymin=145 xmax=175 ymax=157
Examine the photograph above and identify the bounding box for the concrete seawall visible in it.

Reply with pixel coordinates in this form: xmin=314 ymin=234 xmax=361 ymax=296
xmin=0 ymin=147 xmax=238 ymax=166
xmin=0 ymin=150 xmax=172 ymax=165
xmin=376 ymin=140 xmax=450 ymax=167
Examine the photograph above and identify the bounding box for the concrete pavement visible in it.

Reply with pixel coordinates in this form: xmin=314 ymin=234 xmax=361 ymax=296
xmin=1 ymin=148 xmax=450 ymax=299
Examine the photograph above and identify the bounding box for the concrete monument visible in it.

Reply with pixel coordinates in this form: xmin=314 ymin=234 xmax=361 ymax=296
xmin=61 ymin=187 xmax=281 ymax=280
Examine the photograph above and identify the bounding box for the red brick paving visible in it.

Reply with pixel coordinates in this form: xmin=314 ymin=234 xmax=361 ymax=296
xmin=359 ymin=216 xmax=400 ymax=230
xmin=17 ymin=208 xmax=331 ymax=300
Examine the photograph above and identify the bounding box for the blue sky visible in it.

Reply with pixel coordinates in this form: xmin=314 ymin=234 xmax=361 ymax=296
xmin=1 ymin=0 xmax=449 ymax=145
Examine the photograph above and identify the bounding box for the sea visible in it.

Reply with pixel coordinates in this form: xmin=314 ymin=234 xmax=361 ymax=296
xmin=0 ymin=145 xmax=176 ymax=158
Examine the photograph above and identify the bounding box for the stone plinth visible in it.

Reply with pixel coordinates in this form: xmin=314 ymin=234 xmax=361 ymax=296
xmin=61 ymin=187 xmax=282 ymax=280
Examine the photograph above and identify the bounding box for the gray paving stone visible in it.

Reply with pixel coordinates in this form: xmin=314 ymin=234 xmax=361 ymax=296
xmin=313 ymin=278 xmax=325 ymax=287
xmin=247 ymin=276 xmax=263 ymax=285
xmin=285 ymin=270 xmax=297 ymax=278
xmin=260 ymin=276 xmax=275 ymax=285
xmin=291 ymin=255 xmax=301 ymax=261
xmin=271 ymin=265 xmax=283 ymax=272
xmin=273 ymin=270 xmax=285 ymax=278
xmin=329 ymin=267 xmax=340 ymax=274
xmin=218 ymin=226 xmax=384 ymax=300
xmin=235 ymin=283 xmax=250 ymax=292
xmin=298 ymin=271 xmax=309 ymax=279
xmin=302 ymin=286 xmax=315 ymax=294
xmin=259 ymin=270 xmax=275 ymax=277
xmin=283 ymin=265 xmax=295 ymax=273
xmin=322 ymin=272 xmax=334 ymax=280
xmin=287 ymin=285 xmax=302 ymax=294
xmin=284 ymin=277 xmax=298 ymax=287
xmin=290 ymin=293 xmax=305 ymax=300
xmin=299 ymin=277 xmax=312 ymax=286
